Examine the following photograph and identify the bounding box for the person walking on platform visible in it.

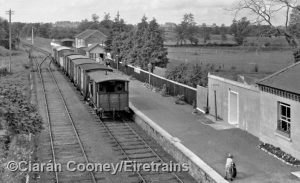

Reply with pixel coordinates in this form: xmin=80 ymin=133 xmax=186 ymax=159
xmin=225 ymin=153 xmax=235 ymax=181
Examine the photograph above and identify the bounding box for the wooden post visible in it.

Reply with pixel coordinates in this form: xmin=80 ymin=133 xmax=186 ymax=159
xmin=214 ymin=90 xmax=217 ymax=121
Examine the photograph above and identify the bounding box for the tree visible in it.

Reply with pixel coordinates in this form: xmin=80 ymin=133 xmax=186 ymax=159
xmin=38 ymin=23 xmax=51 ymax=38
xmin=201 ymin=23 xmax=211 ymax=43
xmin=220 ymin=24 xmax=228 ymax=41
xmin=232 ymin=0 xmax=300 ymax=53
xmin=142 ymin=18 xmax=168 ymax=68
xmin=230 ymin=17 xmax=250 ymax=45
xmin=0 ymin=17 xmax=9 ymax=48
xmin=165 ymin=63 xmax=216 ymax=87
xmin=131 ymin=16 xmax=149 ymax=67
xmin=175 ymin=13 xmax=199 ymax=45
xmin=289 ymin=6 xmax=300 ymax=37
xmin=92 ymin=13 xmax=99 ymax=22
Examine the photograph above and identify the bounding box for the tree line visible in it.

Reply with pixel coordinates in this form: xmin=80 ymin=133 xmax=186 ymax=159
xmin=105 ymin=14 xmax=168 ymax=69
xmin=0 ymin=13 xmax=168 ymax=69
xmin=174 ymin=10 xmax=300 ymax=46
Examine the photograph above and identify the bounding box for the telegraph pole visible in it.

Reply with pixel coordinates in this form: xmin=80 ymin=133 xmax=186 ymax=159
xmin=6 ymin=9 xmax=14 ymax=73
xmin=31 ymin=27 xmax=34 ymax=45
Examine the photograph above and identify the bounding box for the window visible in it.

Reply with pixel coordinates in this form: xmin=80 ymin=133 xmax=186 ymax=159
xmin=277 ymin=102 xmax=291 ymax=137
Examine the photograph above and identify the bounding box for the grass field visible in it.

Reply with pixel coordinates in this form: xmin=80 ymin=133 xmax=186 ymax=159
xmin=166 ymin=46 xmax=294 ymax=73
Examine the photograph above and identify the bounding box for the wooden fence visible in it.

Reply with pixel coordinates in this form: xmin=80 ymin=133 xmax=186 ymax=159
xmin=109 ymin=60 xmax=197 ymax=105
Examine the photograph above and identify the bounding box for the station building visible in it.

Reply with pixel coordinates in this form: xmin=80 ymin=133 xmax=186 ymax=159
xmin=84 ymin=43 xmax=106 ymax=64
xmin=203 ymin=62 xmax=300 ymax=159
xmin=206 ymin=73 xmax=262 ymax=137
xmin=257 ymin=62 xmax=300 ymax=159
xmin=74 ymin=29 xmax=107 ymax=50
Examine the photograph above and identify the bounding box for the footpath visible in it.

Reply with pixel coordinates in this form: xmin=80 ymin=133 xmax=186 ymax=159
xmin=127 ymin=77 xmax=300 ymax=183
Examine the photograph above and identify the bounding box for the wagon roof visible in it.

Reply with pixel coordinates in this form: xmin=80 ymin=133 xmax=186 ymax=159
xmin=56 ymin=46 xmax=71 ymax=51
xmin=87 ymin=71 xmax=129 ymax=83
xmin=67 ymin=55 xmax=89 ymax=60
xmin=79 ymin=63 xmax=113 ymax=72
xmin=72 ymin=58 xmax=95 ymax=65
xmin=257 ymin=61 xmax=300 ymax=94
xmin=62 ymin=52 xmax=81 ymax=57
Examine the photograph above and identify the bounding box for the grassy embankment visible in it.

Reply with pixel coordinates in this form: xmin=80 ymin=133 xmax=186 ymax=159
xmin=0 ymin=45 xmax=43 ymax=182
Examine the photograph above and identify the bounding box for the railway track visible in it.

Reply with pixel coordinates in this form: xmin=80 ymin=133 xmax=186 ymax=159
xmin=26 ymin=42 xmax=195 ymax=183
xmin=35 ymin=54 xmax=97 ymax=182
xmin=88 ymin=113 xmax=186 ymax=183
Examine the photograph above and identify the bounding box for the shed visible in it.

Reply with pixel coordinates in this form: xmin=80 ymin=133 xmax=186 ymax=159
xmin=84 ymin=43 xmax=106 ymax=63
xmin=60 ymin=38 xmax=74 ymax=47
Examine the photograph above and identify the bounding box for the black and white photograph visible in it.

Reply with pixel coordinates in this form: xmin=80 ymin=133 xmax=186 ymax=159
xmin=0 ymin=0 xmax=300 ymax=182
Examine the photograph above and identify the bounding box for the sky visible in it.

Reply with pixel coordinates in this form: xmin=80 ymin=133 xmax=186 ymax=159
xmin=0 ymin=0 xmax=286 ymax=26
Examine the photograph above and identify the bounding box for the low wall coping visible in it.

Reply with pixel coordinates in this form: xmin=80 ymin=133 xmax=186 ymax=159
xmin=127 ymin=64 xmax=197 ymax=91
xmin=129 ymin=102 xmax=228 ymax=183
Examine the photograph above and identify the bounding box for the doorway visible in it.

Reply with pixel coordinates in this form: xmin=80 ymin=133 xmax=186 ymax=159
xmin=228 ymin=90 xmax=238 ymax=125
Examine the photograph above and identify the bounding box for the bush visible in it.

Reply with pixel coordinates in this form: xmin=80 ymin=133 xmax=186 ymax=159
xmin=175 ymin=94 xmax=185 ymax=105
xmin=165 ymin=63 xmax=216 ymax=87
xmin=264 ymin=42 xmax=271 ymax=47
xmin=0 ymin=83 xmax=43 ymax=136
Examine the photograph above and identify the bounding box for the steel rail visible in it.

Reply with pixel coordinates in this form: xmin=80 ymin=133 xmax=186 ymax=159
xmin=122 ymin=119 xmax=184 ymax=183
xmin=46 ymin=58 xmax=97 ymax=183
xmin=97 ymin=119 xmax=147 ymax=183
xmin=35 ymin=55 xmax=59 ymax=182
xmin=26 ymin=43 xmax=96 ymax=183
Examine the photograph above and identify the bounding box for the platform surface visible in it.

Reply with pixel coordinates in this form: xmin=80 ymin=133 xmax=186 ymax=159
xmin=128 ymin=78 xmax=300 ymax=183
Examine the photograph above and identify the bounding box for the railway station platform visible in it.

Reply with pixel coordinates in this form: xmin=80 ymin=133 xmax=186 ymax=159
xmin=127 ymin=78 xmax=300 ymax=183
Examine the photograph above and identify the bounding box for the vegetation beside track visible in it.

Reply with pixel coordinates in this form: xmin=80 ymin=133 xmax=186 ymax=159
xmin=0 ymin=51 xmax=43 ymax=182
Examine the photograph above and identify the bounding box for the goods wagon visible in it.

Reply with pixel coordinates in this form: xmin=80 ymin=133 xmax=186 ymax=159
xmin=78 ymin=63 xmax=113 ymax=98
xmin=87 ymin=71 xmax=129 ymax=117
xmin=70 ymin=58 xmax=95 ymax=85
xmin=65 ymin=55 xmax=89 ymax=78
xmin=53 ymin=46 xmax=72 ymax=68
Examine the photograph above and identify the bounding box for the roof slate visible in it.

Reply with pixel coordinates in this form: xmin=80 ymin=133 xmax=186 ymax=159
xmin=75 ymin=29 xmax=107 ymax=39
xmin=257 ymin=62 xmax=300 ymax=94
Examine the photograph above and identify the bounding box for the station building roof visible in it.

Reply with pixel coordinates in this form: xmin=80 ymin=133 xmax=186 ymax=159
xmin=87 ymin=71 xmax=129 ymax=83
xmin=75 ymin=29 xmax=107 ymax=39
xmin=257 ymin=61 xmax=300 ymax=95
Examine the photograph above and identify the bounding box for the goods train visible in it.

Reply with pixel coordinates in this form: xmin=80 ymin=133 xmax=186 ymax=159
xmin=51 ymin=44 xmax=129 ymax=118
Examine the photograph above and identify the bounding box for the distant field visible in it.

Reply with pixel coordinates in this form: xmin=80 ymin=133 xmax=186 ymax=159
xmin=25 ymin=37 xmax=52 ymax=51
xmin=166 ymin=46 xmax=294 ymax=73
